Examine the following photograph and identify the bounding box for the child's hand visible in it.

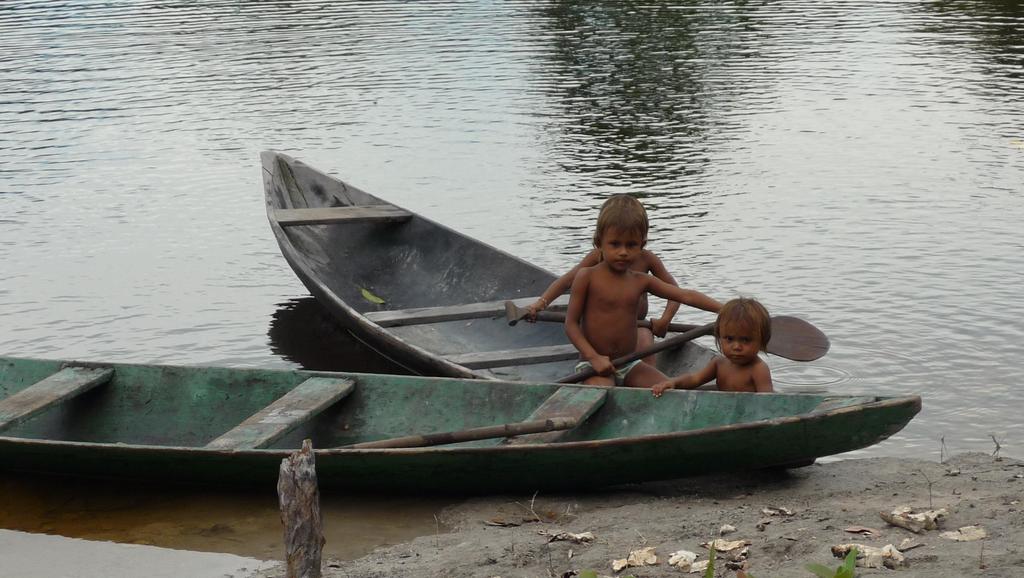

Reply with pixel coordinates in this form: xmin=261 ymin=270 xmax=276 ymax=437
xmin=524 ymin=298 xmax=547 ymax=322
xmin=651 ymin=317 xmax=670 ymax=338
xmin=652 ymin=381 xmax=674 ymax=397
xmin=589 ymin=355 xmax=615 ymax=376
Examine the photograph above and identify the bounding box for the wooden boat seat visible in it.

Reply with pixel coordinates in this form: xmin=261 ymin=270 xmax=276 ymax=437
xmin=504 ymin=386 xmax=608 ymax=445
xmin=206 ymin=377 xmax=355 ymax=450
xmin=274 ymin=205 xmax=412 ymax=226
xmin=445 ymin=344 xmax=578 ymax=370
xmin=0 ymin=366 xmax=114 ymax=432
xmin=365 ymin=294 xmax=570 ymax=328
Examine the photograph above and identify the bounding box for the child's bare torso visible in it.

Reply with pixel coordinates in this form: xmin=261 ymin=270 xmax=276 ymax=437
xmin=714 ymin=357 xmax=769 ymax=392
xmin=580 ymin=266 xmax=651 ymax=360
xmin=589 ymin=248 xmax=658 ymax=318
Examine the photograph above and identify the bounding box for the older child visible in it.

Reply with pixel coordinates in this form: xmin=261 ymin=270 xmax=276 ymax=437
xmin=652 ymin=297 xmax=774 ymax=395
xmin=564 ymin=194 xmax=722 ymax=387
xmin=525 ymin=195 xmax=681 ymax=365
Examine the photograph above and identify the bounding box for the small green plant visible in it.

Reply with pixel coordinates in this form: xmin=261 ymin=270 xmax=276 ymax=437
xmin=806 ymin=547 xmax=858 ymax=578
xmin=704 ymin=545 xmax=716 ymax=578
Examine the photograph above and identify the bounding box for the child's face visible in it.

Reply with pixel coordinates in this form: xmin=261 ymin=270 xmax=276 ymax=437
xmin=597 ymin=227 xmax=644 ymax=272
xmin=717 ymin=322 xmax=761 ymax=366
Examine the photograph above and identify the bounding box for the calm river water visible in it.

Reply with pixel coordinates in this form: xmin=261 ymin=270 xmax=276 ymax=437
xmin=1 ymin=0 xmax=1022 ymax=560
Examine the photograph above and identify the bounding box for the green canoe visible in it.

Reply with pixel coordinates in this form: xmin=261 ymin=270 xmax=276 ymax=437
xmin=0 ymin=356 xmax=920 ymax=492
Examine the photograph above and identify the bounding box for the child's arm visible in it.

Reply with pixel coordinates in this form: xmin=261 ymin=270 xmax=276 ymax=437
xmin=526 ymin=250 xmax=601 ymax=320
xmin=652 ymin=358 xmax=719 ymax=396
xmin=645 ymin=276 xmax=722 ymax=314
xmin=564 ymin=268 xmax=614 ymax=376
xmin=752 ymin=361 xmax=774 ymax=393
xmin=644 ymin=251 xmax=681 ymax=337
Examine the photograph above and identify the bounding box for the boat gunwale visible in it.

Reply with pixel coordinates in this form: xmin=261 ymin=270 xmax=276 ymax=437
xmin=0 ymin=393 xmax=921 ymax=456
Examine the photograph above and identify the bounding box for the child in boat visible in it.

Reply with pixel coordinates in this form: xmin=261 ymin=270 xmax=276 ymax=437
xmin=525 ymin=195 xmax=682 ymax=365
xmin=564 ymin=194 xmax=722 ymax=387
xmin=651 ymin=297 xmax=774 ymax=395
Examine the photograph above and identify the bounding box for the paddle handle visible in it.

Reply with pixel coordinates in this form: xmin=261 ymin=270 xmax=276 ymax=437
xmin=343 ymin=416 xmax=578 ymax=449
xmin=511 ymin=300 xmax=831 ymax=364
xmin=557 ymin=323 xmax=715 ymax=384
xmin=505 ymin=301 xmax=697 ymax=334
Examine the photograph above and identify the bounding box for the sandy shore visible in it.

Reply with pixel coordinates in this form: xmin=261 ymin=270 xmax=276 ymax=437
xmin=255 ymin=452 xmax=1023 ymax=578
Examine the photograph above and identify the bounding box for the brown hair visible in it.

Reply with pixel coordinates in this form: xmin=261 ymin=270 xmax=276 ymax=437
xmin=715 ymin=297 xmax=772 ymax=352
xmin=592 ymin=194 xmax=649 ymax=247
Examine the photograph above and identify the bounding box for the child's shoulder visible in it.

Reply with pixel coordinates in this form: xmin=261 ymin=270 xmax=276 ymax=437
xmin=637 ymin=248 xmax=664 ymax=269
xmin=751 ymin=356 xmax=771 ymax=372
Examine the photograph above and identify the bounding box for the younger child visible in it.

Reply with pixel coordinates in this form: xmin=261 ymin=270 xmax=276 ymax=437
xmin=651 ymin=297 xmax=774 ymax=395
xmin=564 ymin=194 xmax=722 ymax=387
xmin=526 ymin=195 xmax=682 ymax=365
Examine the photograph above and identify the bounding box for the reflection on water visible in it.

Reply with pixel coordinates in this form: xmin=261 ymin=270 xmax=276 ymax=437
xmin=268 ymin=297 xmax=410 ymax=375
xmin=538 ymin=3 xmax=726 ymax=193
xmin=0 ymin=472 xmax=451 ymax=560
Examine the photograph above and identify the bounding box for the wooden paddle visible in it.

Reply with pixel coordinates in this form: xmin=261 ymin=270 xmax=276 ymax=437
xmin=556 ymin=315 xmax=830 ymax=384
xmin=505 ymin=301 xmax=697 ymax=333
xmin=341 ymin=416 xmax=578 ymax=449
xmin=506 ymin=301 xmax=829 ymax=364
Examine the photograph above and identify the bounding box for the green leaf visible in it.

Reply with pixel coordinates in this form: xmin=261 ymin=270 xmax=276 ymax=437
xmin=704 ymin=545 xmax=716 ymax=578
xmin=579 ymin=571 xmax=597 ymax=578
xmin=840 ymin=547 xmax=858 ymax=577
xmin=805 ymin=547 xmax=858 ymax=578
xmin=360 ymin=287 xmax=386 ymax=305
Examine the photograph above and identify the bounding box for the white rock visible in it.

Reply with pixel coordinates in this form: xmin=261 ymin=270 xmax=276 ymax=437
xmin=668 ymin=549 xmax=697 ymax=569
xmin=940 ymin=525 xmax=987 ymax=542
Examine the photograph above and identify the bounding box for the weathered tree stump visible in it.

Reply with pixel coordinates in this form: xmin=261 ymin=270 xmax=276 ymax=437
xmin=278 ymin=439 xmax=324 ymax=578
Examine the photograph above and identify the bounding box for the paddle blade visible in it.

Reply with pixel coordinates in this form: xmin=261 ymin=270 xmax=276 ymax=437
xmin=767 ymin=315 xmax=830 ymax=362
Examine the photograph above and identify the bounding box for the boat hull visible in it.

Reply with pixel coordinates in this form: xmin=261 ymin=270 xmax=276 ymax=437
xmin=0 ymin=357 xmax=921 ymax=492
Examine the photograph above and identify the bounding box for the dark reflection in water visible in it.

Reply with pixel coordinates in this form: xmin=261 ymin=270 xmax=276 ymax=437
xmin=535 ymin=2 xmax=774 ymax=200
xmin=268 ymin=297 xmax=410 ymax=375
xmin=921 ymin=0 xmax=1024 ymax=77
xmin=541 ymin=3 xmax=712 ymax=190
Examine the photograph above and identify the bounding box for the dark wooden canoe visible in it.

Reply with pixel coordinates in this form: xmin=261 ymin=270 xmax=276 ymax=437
xmin=0 ymin=356 xmax=920 ymax=492
xmin=261 ymin=151 xmax=719 ymax=382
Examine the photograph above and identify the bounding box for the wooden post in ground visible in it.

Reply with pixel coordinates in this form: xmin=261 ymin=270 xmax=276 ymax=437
xmin=278 ymin=439 xmax=324 ymax=578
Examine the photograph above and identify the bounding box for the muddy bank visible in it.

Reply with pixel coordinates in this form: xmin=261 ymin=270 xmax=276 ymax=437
xmin=259 ymin=452 xmax=1023 ymax=578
